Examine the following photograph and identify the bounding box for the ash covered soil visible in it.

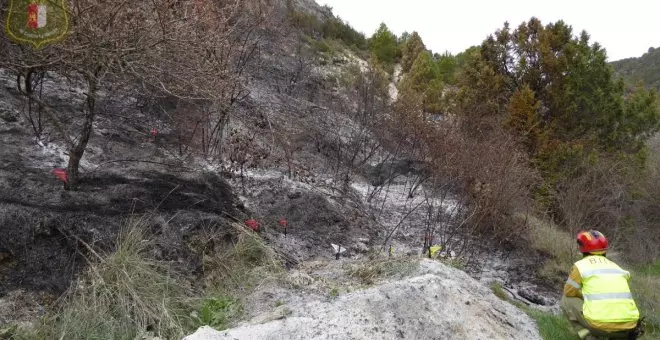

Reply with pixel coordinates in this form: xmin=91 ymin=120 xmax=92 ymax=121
xmin=0 ymin=5 xmax=562 ymax=332
xmin=0 ymin=68 xmax=245 ymax=323
xmin=0 ymin=62 xmax=413 ymax=326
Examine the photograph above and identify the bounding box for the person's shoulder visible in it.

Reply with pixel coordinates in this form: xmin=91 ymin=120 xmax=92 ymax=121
xmin=605 ymin=257 xmax=626 ymax=269
xmin=574 ymin=256 xmax=589 ymax=265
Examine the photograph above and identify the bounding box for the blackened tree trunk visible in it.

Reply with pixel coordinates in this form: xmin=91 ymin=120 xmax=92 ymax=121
xmin=65 ymin=75 xmax=98 ymax=190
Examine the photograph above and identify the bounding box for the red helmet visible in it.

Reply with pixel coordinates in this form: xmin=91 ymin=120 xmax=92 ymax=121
xmin=576 ymin=230 xmax=608 ymax=254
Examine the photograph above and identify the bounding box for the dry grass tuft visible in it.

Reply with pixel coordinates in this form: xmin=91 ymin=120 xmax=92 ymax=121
xmin=631 ymin=265 xmax=660 ymax=338
xmin=202 ymin=223 xmax=283 ymax=296
xmin=523 ymin=214 xmax=579 ymax=283
xmin=22 ymin=215 xmax=196 ymax=340
xmin=346 ymin=256 xmax=419 ymax=285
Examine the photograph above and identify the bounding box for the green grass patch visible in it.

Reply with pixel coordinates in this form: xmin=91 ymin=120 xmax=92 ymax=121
xmin=493 ymin=275 xmax=658 ymax=340
xmin=308 ymin=37 xmax=355 ymax=58
xmin=194 ymin=296 xmax=242 ymax=331
xmin=490 ymin=282 xmax=508 ymax=301
xmin=311 ymin=38 xmax=332 ymax=53
xmin=0 ymin=325 xmax=25 ymax=340
xmin=523 ymin=214 xmax=659 ymax=338
xmin=439 ymin=257 xmax=467 ymax=270
xmin=525 ymin=308 xmax=580 ymax=340
xmin=636 ymin=259 xmax=660 ymax=277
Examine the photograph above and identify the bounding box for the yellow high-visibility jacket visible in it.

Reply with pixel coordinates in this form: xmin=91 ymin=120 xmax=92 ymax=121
xmin=564 ymin=255 xmax=639 ymax=332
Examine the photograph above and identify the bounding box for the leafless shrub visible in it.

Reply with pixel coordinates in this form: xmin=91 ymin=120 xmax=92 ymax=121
xmin=299 ymin=62 xmax=390 ymax=194
xmin=273 ymin=39 xmax=314 ymax=96
xmin=555 ymin=160 xmax=627 ymax=234
xmin=338 ymin=63 xmax=389 ymax=184
xmin=0 ymin=0 xmax=275 ymax=189
xmin=16 ymin=68 xmax=47 ymax=140
xmin=225 ymin=128 xmax=269 ymax=193
xmin=553 ymin=153 xmax=660 ymax=263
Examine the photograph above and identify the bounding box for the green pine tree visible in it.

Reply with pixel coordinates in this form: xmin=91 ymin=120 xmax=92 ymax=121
xmin=401 ymin=32 xmax=426 ymax=73
xmin=369 ymin=23 xmax=398 ymax=67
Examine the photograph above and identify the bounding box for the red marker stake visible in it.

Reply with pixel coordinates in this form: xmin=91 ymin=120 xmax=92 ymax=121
xmin=50 ymin=168 xmax=69 ymax=184
xmin=245 ymin=219 xmax=259 ymax=232
xmin=278 ymin=217 xmax=288 ymax=237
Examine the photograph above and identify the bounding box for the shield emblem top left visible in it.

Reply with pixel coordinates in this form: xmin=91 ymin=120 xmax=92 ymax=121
xmin=5 ymin=0 xmax=69 ymax=48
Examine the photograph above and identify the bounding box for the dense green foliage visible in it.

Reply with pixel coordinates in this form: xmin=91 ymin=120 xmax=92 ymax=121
xmin=612 ymin=47 xmax=660 ymax=90
xmin=458 ymin=18 xmax=659 ymax=154
xmin=290 ymin=5 xmax=660 ymax=263
xmin=401 ymin=32 xmax=426 ymax=72
xmin=395 ymin=31 xmax=462 ymax=113
xmin=456 ymin=18 xmax=659 ymax=175
xmin=454 ymin=46 xmax=479 ymax=69
xmin=400 ymin=51 xmax=448 ymax=113
xmin=453 ymin=18 xmax=660 ymax=258
xmin=369 ymin=23 xmax=399 ymax=66
xmin=433 ymin=52 xmax=459 ymax=84
xmin=322 ymin=17 xmax=368 ymax=50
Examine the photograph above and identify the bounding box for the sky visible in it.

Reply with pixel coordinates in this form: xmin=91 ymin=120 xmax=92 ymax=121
xmin=314 ymin=0 xmax=659 ymax=61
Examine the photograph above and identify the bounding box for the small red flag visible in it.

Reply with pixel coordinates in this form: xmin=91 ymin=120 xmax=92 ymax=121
xmin=245 ymin=219 xmax=260 ymax=231
xmin=278 ymin=217 xmax=288 ymax=227
xmin=50 ymin=168 xmax=68 ymax=184
xmin=150 ymin=128 xmax=158 ymax=137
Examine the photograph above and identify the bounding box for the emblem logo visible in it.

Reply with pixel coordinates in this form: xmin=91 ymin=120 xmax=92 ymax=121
xmin=5 ymin=0 xmax=69 ymax=48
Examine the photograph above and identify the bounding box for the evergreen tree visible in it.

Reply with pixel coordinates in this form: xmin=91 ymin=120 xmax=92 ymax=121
xmin=455 ymin=17 xmax=660 ymax=215
xmin=458 ymin=18 xmax=660 ymax=153
xmin=401 ymin=32 xmax=426 ymax=73
xmin=369 ymin=23 xmax=398 ymax=66
xmin=400 ymin=51 xmax=444 ymax=114
xmin=434 ymin=52 xmax=458 ymax=84
xmin=506 ymin=85 xmax=546 ymax=153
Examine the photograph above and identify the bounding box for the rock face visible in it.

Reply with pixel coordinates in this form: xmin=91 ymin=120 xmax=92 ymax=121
xmin=184 ymin=260 xmax=541 ymax=340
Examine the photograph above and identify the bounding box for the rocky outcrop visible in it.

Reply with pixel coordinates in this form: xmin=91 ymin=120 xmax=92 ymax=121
xmin=184 ymin=259 xmax=541 ymax=340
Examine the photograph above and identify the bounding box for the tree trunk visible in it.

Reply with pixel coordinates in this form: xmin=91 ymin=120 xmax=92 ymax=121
xmin=66 ymin=150 xmax=82 ymax=190
xmin=212 ymin=110 xmax=230 ymax=161
xmin=66 ymin=76 xmax=98 ymax=190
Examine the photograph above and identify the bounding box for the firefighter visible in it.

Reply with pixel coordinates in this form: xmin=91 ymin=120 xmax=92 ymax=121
xmin=560 ymin=230 xmax=640 ymax=339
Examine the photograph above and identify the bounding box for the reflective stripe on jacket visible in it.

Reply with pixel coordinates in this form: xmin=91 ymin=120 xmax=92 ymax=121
xmin=574 ymin=255 xmax=640 ymax=324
